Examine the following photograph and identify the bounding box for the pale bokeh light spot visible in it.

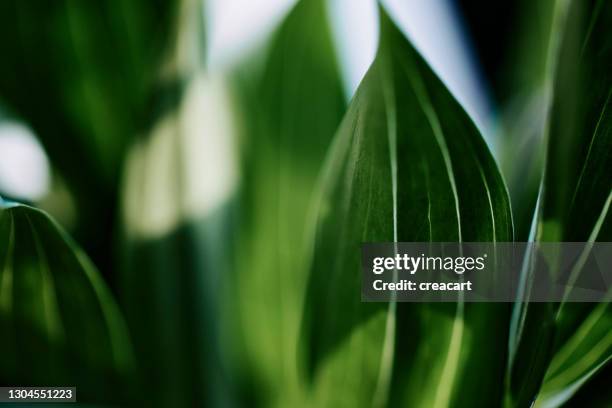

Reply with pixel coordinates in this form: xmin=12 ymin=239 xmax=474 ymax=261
xmin=0 ymin=122 xmax=50 ymax=201
xmin=123 ymin=74 xmax=239 ymax=239
xmin=205 ymin=0 xmax=297 ymax=71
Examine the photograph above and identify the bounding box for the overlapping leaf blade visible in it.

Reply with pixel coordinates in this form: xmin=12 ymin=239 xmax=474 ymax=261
xmin=563 ymin=360 xmax=612 ymax=406
xmin=539 ymin=0 xmax=611 ymax=244
xmin=536 ymin=302 xmax=612 ymax=407
xmin=301 ymin=9 xmax=513 ymax=407
xmin=537 ymin=1 xmax=612 ymax=402
xmin=508 ymin=1 xmax=612 ymax=406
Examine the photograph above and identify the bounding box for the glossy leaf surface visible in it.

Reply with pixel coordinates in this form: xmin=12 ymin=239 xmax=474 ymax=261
xmin=301 ymin=9 xmax=513 ymax=407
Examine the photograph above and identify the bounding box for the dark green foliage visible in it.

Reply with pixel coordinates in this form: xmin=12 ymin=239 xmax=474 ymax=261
xmin=0 ymin=203 xmax=133 ymax=403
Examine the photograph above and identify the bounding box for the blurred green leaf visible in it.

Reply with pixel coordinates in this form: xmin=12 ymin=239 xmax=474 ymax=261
xmin=0 ymin=0 xmax=177 ymax=183
xmin=0 ymin=202 xmax=133 ymax=403
xmin=119 ymin=74 xmax=239 ymax=408
xmin=117 ymin=1 xmax=237 ymax=405
xmin=0 ymin=0 xmax=178 ymax=270
xmin=226 ymin=0 xmax=346 ymax=405
xmin=301 ymin=9 xmax=513 ymax=407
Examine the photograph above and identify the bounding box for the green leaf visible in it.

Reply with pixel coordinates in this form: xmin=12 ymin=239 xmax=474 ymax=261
xmin=118 ymin=1 xmax=237 ymax=405
xmin=535 ymin=302 xmax=612 ymax=407
xmin=507 ymin=1 xmax=612 ymax=405
xmin=301 ymin=9 xmax=513 ymax=407
xmin=562 ymin=359 xmax=612 ymax=407
xmin=499 ymin=0 xmax=557 ymax=239
xmin=228 ymin=0 xmax=346 ymax=404
xmin=539 ymin=0 xmax=611 ymax=244
xmin=0 ymin=203 xmax=133 ymax=403
xmin=119 ymin=74 xmax=239 ymax=408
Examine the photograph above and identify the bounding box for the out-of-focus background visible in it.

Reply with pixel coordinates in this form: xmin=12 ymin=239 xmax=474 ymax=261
xmin=0 ymin=0 xmax=609 ymax=406
xmin=0 ymin=0 xmax=537 ymax=235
